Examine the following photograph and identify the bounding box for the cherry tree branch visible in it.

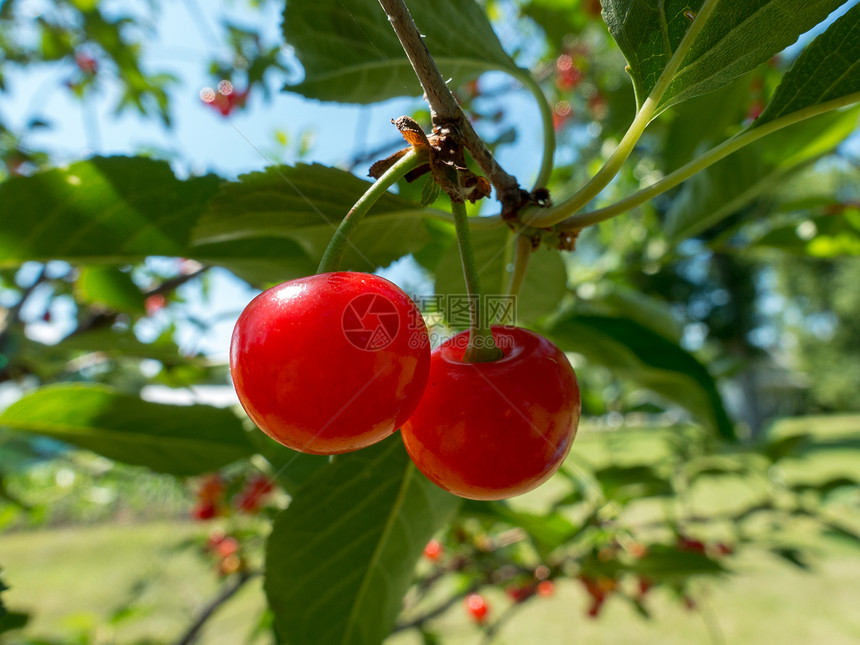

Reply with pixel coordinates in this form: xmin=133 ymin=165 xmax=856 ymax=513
xmin=173 ymin=570 xmax=258 ymax=645
xmin=376 ymin=0 xmax=524 ymax=214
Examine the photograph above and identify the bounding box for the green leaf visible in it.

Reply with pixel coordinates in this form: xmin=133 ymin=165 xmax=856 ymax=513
xmin=665 ymin=107 xmax=860 ymax=242
xmin=191 ymin=237 xmax=318 ymax=286
xmin=594 ymin=464 xmax=673 ymax=501
xmin=545 ymin=314 xmax=735 ymax=439
xmin=0 ymin=611 xmax=29 ymax=635
xmin=628 ymin=543 xmax=727 ymax=582
xmin=75 ymin=267 xmax=145 ymax=314
xmin=662 ymin=74 xmax=751 ymax=173
xmin=602 ymin=0 xmax=849 ymax=113
xmin=434 ymin=227 xmax=567 ymax=324
xmin=282 ymin=0 xmax=518 ymax=103
xmin=0 ymin=384 xmax=254 ymax=475
xmin=245 ymin=430 xmax=330 ymax=496
xmin=0 ymin=571 xmax=7 ymax=620
xmin=420 ymin=176 xmax=441 ymax=207
xmin=584 ymin=283 xmax=684 ymax=343
xmin=792 ymin=476 xmax=858 ymax=497
xmin=752 ymin=208 xmax=860 ymax=257
xmin=265 ymin=436 xmax=459 ymax=645
xmin=0 ymin=157 xmax=222 ymax=266
xmin=192 ymin=164 xmax=435 ymax=273
xmin=466 ymin=502 xmax=579 ymax=555
xmin=757 ymin=3 xmax=860 ymax=126
xmin=771 ymin=547 xmax=812 ymax=570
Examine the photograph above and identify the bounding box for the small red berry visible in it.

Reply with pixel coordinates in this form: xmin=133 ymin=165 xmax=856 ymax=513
xmin=583 ymin=0 xmax=602 ymax=17
xmin=215 ymin=536 xmax=239 ymax=558
xmin=218 ymin=554 xmax=243 ymax=576
xmin=207 ymin=529 xmax=226 ymax=549
xmin=714 ymin=542 xmax=733 ymax=556
xmin=505 ymin=584 xmax=534 ymax=603
xmin=201 ymin=82 xmax=249 ymax=117
xmin=234 ymin=474 xmax=274 ymax=513
xmin=145 ymin=294 xmax=166 ymax=316
xmin=587 ymin=600 xmax=603 ymax=617
xmin=536 ymin=580 xmax=555 ymax=597
xmin=553 ymin=101 xmax=573 ymax=131
xmin=555 ymin=55 xmax=584 ymax=91
xmin=423 ymin=539 xmax=443 ymax=561
xmin=197 ymin=474 xmax=225 ymax=503
xmin=678 ymin=536 xmax=707 ymax=554
xmin=191 ymin=500 xmax=217 ymax=521
xmin=75 ymin=52 xmax=98 ymax=74
xmin=746 ymin=99 xmax=765 ymax=121
xmin=465 ymin=593 xmax=489 ymax=623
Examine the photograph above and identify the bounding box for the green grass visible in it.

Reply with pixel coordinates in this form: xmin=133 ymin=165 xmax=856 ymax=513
xmin=0 ymin=520 xmax=268 ymax=645
xmin=1 ymin=415 xmax=859 ymax=644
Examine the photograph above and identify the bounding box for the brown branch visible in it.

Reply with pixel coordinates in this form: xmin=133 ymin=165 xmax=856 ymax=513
xmin=392 ymin=581 xmax=482 ymax=634
xmin=173 ymin=570 xmax=257 ymax=645
xmin=376 ymin=0 xmax=525 ymax=215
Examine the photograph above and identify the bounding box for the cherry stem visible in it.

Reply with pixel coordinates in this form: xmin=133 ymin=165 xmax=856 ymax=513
xmin=450 ymin=199 xmax=503 ymax=363
xmin=376 ymin=0 xmax=522 ymax=212
xmin=317 ymin=148 xmax=423 ymax=274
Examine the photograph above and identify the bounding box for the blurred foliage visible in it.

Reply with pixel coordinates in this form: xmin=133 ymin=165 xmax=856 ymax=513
xmin=1 ymin=0 xmax=859 ymax=643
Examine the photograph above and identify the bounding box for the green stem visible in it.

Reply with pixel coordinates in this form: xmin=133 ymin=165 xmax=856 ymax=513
xmin=504 ymin=233 xmax=532 ymax=297
xmin=524 ymin=0 xmax=720 ymax=228
xmin=318 ymin=148 xmax=424 ymax=273
xmin=451 ymin=199 xmax=503 ymax=363
xmin=516 ymin=69 xmax=556 ymax=191
xmin=557 ymin=93 xmax=860 ymax=231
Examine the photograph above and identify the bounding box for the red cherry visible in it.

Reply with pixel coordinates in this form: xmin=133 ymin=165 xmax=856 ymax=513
xmin=553 ymin=101 xmax=573 ymax=132
xmin=583 ymin=0 xmax=602 ymax=17
xmin=401 ymin=326 xmax=580 ymax=500
xmin=587 ymin=597 xmax=604 ymax=618
xmin=218 ymin=554 xmax=243 ymax=576
xmin=555 ymin=55 xmax=583 ymax=91
xmin=678 ymin=536 xmax=707 ymax=554
xmin=215 ymin=536 xmax=239 ymax=558
xmin=505 ymin=584 xmax=534 ymax=603
xmin=207 ymin=529 xmax=226 ymax=549
xmin=145 ymin=294 xmax=166 ymax=316
xmin=235 ymin=474 xmax=274 ymax=513
xmin=423 ymin=539 xmax=443 ymax=561
xmin=191 ymin=500 xmax=217 ymax=521
xmin=465 ymin=593 xmax=489 ymax=623
xmin=75 ymin=52 xmax=98 ymax=74
xmin=713 ymin=542 xmax=733 ymax=556
xmin=203 ymin=87 xmax=249 ymax=116
xmin=197 ymin=474 xmax=225 ymax=504
xmin=746 ymin=99 xmax=765 ymax=121
xmin=536 ymin=580 xmax=555 ymax=597
xmin=230 ymin=272 xmax=430 ymax=455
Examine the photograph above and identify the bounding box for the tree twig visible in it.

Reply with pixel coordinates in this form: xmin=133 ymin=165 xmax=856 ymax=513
xmin=376 ymin=0 xmax=524 ymax=214
xmin=392 ymin=581 xmax=482 ymax=634
xmin=173 ymin=570 xmax=258 ymax=645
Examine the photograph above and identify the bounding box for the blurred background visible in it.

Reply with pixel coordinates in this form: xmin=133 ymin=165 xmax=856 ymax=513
xmin=1 ymin=0 xmax=859 ymax=643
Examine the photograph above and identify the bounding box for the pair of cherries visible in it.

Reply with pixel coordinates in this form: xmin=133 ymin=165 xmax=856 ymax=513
xmin=229 ymin=272 xmax=581 ymax=500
